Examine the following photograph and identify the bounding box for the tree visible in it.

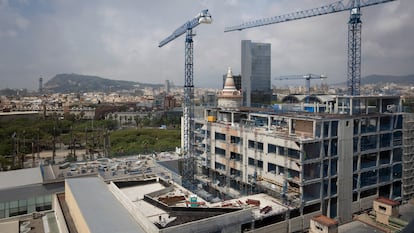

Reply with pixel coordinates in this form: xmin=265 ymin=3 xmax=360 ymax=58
xmin=134 ymin=115 xmax=142 ymax=128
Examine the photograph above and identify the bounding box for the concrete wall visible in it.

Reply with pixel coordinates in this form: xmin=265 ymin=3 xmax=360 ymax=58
xmin=248 ymin=221 xmax=288 ymax=233
xmin=53 ymin=194 xmax=69 ymax=233
xmin=249 ymin=211 xmax=322 ymax=233
xmin=160 ymin=208 xmax=252 ymax=233
xmin=65 ymin=182 xmax=90 ymax=233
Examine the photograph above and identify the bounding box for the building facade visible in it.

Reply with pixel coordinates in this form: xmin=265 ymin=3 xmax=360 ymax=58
xmin=194 ymin=95 xmax=413 ymax=224
xmin=241 ymin=40 xmax=272 ymax=107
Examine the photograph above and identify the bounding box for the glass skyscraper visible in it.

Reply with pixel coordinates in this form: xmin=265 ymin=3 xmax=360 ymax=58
xmin=241 ymin=40 xmax=271 ymax=107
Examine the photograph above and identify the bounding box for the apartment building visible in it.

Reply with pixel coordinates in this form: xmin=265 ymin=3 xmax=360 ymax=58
xmin=194 ymin=94 xmax=413 ymax=224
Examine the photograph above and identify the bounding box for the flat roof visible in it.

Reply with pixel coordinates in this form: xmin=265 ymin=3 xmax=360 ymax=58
xmin=0 ymin=220 xmax=18 ymax=233
xmin=312 ymin=214 xmax=338 ymax=227
xmin=338 ymin=220 xmax=379 ymax=233
xmin=375 ymin=197 xmax=400 ymax=206
xmin=210 ymin=193 xmax=289 ymax=219
xmin=65 ymin=177 xmax=145 ymax=233
xmin=120 ymin=182 xmax=174 ymax=223
xmin=0 ymin=167 xmax=43 ymax=190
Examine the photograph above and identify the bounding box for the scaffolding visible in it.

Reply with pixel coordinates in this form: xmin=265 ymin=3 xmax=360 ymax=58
xmin=403 ymin=113 xmax=414 ymax=201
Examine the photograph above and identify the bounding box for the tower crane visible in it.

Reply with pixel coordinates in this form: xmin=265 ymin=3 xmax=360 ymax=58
xmin=224 ymin=0 xmax=397 ymax=96
xmin=277 ymin=74 xmax=327 ymax=95
xmin=159 ymin=9 xmax=212 ymax=188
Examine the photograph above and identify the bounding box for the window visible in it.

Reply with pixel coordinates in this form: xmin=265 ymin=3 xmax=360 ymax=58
xmin=331 ymin=178 xmax=337 ymax=195
xmin=303 ymin=142 xmax=321 ymax=160
xmin=394 ymin=115 xmax=402 ymax=130
xmin=361 ymin=135 xmax=377 ymax=151
xmin=304 ymin=162 xmax=321 ymax=180
xmin=361 ymin=170 xmax=378 ymax=188
xmin=279 ymin=147 xmax=285 ymax=156
xmin=323 ymin=122 xmax=330 ymax=138
xmin=257 ymin=142 xmax=264 ymax=151
xmin=215 ymin=162 xmax=225 ymax=171
xmin=231 ymin=136 xmax=241 ymax=144
xmin=392 ymin=181 xmax=402 ymax=199
xmin=354 ymin=119 xmax=360 ymax=135
xmin=331 ymin=121 xmax=338 ymax=137
xmin=258 ymin=160 xmax=263 ymax=169
xmin=380 ymin=133 xmax=391 ymax=148
xmin=303 ymin=184 xmax=321 ymax=202
xmin=230 ymin=152 xmax=242 ymax=161
xmin=393 ymin=164 xmax=402 ymax=179
xmin=393 ymin=148 xmax=402 ymax=162
xmin=380 ymin=116 xmax=391 ymax=131
xmin=248 ymin=140 xmax=263 ymax=151
xmin=361 ymin=188 xmax=377 ymax=198
xmin=248 ymin=140 xmax=255 ymax=149
xmin=393 ymin=131 xmax=402 ymax=146
xmin=268 ymin=144 xmax=277 ymax=154
xmin=288 ymin=149 xmax=300 ymax=160
xmin=323 ymin=140 xmax=329 ymax=157
xmin=331 ymin=159 xmax=337 ymax=176
xmin=215 ymin=132 xmax=226 ymax=141
xmin=215 ymin=147 xmax=225 ymax=156
xmin=323 ymin=179 xmax=329 ymax=197
xmin=380 ymin=150 xmax=391 ymax=165
xmin=361 ymin=153 xmax=377 ymax=169
xmin=268 ymin=163 xmax=277 ymax=173
xmin=331 ymin=139 xmax=338 ymax=156
xmin=323 ymin=160 xmax=329 ymax=177
xmin=248 ymin=157 xmax=255 ymax=166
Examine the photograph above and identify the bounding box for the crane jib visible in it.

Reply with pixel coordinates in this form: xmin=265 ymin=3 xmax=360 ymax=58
xmin=224 ymin=0 xmax=396 ymax=32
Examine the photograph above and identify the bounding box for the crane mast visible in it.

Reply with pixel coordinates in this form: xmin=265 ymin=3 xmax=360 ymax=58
xmin=183 ymin=26 xmax=194 ymax=186
xmin=159 ymin=10 xmax=211 ymax=188
xmin=225 ymin=0 xmax=396 ymax=96
xmin=348 ymin=5 xmax=362 ymax=95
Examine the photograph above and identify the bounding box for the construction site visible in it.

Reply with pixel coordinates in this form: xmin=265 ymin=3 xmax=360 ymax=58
xmin=1 ymin=0 xmax=413 ymax=232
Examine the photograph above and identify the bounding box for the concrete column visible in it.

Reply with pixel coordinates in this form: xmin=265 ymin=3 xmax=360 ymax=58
xmin=337 ymin=119 xmax=354 ymax=223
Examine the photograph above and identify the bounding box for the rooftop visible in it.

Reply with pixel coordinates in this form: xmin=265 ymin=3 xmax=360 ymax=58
xmin=0 ymin=167 xmax=43 ymax=190
xmin=65 ymin=177 xmax=145 ymax=233
xmin=375 ymin=197 xmax=400 ymax=206
xmin=312 ymin=214 xmax=338 ymax=227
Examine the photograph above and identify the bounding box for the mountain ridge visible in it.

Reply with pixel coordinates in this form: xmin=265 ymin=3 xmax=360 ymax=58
xmin=44 ymin=73 xmax=163 ymax=93
xmin=361 ymin=74 xmax=414 ymax=85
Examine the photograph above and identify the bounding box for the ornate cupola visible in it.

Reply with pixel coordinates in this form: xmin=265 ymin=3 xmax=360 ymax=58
xmin=217 ymin=67 xmax=242 ymax=110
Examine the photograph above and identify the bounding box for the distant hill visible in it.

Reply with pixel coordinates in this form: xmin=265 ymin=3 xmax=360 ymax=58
xmin=333 ymin=74 xmax=414 ymax=86
xmin=361 ymin=74 xmax=414 ymax=85
xmin=44 ymin=73 xmax=163 ymax=93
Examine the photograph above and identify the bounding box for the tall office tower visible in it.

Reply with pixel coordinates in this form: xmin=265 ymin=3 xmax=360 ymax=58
xmin=165 ymin=80 xmax=170 ymax=93
xmin=241 ymin=40 xmax=271 ymax=107
xmin=38 ymin=77 xmax=43 ymax=93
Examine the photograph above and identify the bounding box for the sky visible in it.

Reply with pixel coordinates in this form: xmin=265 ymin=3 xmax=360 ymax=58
xmin=0 ymin=0 xmax=412 ymax=90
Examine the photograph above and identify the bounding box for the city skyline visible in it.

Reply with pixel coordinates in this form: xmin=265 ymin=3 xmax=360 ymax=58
xmin=0 ymin=0 xmax=412 ymax=90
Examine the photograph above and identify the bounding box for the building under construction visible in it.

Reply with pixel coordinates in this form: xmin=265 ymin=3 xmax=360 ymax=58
xmin=192 ymin=68 xmax=414 ymax=225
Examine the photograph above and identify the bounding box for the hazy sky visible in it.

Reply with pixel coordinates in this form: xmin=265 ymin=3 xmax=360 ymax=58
xmin=0 ymin=0 xmax=412 ymax=90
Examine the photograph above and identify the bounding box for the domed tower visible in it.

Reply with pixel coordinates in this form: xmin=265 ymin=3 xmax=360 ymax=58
xmin=217 ymin=67 xmax=242 ymax=110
